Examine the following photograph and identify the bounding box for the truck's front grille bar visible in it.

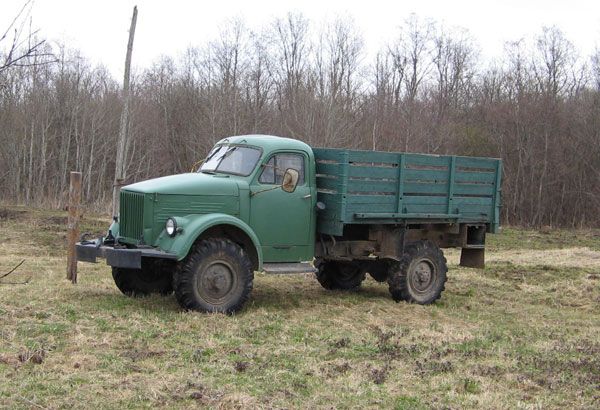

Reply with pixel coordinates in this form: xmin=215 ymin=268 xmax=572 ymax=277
xmin=119 ymin=191 xmax=145 ymax=240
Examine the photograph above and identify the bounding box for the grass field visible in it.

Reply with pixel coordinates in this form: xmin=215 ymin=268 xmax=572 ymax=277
xmin=1 ymin=206 xmax=599 ymax=409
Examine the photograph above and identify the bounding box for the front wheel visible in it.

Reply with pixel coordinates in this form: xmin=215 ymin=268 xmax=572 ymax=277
xmin=315 ymin=259 xmax=366 ymax=290
xmin=112 ymin=259 xmax=174 ymax=297
xmin=387 ymin=240 xmax=447 ymax=304
xmin=173 ymin=239 xmax=254 ymax=314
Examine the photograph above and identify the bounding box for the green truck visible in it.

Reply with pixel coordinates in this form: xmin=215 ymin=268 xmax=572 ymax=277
xmin=77 ymin=135 xmax=502 ymax=313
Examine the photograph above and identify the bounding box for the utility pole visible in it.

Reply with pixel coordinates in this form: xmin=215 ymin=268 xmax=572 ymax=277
xmin=112 ymin=5 xmax=138 ymax=219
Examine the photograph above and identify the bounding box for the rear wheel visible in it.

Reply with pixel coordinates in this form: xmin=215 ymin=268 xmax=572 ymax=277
xmin=388 ymin=240 xmax=447 ymax=304
xmin=173 ymin=239 xmax=253 ymax=314
xmin=315 ymin=259 xmax=366 ymax=290
xmin=362 ymin=260 xmax=390 ymax=282
xmin=112 ymin=259 xmax=174 ymax=297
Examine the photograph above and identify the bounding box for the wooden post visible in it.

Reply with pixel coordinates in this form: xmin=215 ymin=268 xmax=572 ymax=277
xmin=112 ymin=5 xmax=138 ymax=218
xmin=67 ymin=171 xmax=82 ymax=284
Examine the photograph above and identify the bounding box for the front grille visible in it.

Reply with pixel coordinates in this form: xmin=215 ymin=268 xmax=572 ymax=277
xmin=119 ymin=191 xmax=145 ymax=240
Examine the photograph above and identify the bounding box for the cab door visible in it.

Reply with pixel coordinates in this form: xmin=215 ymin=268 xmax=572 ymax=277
xmin=249 ymin=151 xmax=314 ymax=262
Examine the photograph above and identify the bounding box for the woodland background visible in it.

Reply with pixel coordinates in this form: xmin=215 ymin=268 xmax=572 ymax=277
xmin=1 ymin=13 xmax=600 ymax=227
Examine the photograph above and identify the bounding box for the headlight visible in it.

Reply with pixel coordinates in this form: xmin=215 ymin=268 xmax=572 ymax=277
xmin=165 ymin=217 xmax=177 ymax=237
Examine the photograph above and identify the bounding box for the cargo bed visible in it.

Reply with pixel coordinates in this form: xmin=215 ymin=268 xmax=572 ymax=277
xmin=313 ymin=148 xmax=502 ymax=236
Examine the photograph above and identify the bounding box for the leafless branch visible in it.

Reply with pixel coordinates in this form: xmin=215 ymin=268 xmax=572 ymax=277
xmin=0 ymin=259 xmax=30 ymax=284
xmin=0 ymin=259 xmax=25 ymax=279
xmin=0 ymin=0 xmax=56 ymax=74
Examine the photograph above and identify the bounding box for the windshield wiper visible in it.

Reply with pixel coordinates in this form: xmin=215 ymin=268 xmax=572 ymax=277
xmin=200 ymin=170 xmax=216 ymax=174
xmin=216 ymin=146 xmax=238 ymax=162
xmin=204 ymin=146 xmax=223 ymax=162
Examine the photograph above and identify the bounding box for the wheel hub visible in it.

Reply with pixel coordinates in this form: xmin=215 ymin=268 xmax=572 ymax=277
xmin=198 ymin=261 xmax=235 ymax=303
xmin=410 ymin=259 xmax=434 ymax=293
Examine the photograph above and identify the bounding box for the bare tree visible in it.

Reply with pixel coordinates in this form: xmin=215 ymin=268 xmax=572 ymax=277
xmin=389 ymin=15 xmax=435 ymax=151
xmin=431 ymin=26 xmax=476 ymax=152
xmin=1 ymin=14 xmax=600 ymax=227
xmin=533 ymin=26 xmax=576 ymax=98
xmin=591 ymin=48 xmax=600 ymax=91
xmin=0 ymin=0 xmax=54 ymax=75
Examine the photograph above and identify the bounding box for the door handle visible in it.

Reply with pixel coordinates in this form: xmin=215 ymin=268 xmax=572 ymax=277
xmin=302 ymin=194 xmax=312 ymax=199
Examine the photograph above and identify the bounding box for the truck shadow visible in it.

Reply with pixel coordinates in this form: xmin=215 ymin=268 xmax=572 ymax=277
xmin=75 ymin=287 xmax=181 ymax=313
xmin=248 ymin=281 xmax=393 ymax=312
xmin=75 ymin=280 xmax=393 ymax=314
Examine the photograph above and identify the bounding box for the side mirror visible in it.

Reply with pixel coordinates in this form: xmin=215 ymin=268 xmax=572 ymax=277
xmin=281 ymin=168 xmax=299 ymax=193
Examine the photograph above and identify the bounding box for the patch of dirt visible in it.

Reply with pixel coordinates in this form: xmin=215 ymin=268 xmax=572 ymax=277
xmin=551 ymin=339 xmax=600 ymax=356
xmin=371 ymin=326 xmax=407 ymax=359
xmin=328 ymin=337 xmax=351 ymax=355
xmin=18 ymin=348 xmax=46 ymax=364
xmin=331 ymin=337 xmax=350 ymax=349
xmin=171 ymin=381 xmax=222 ymax=406
xmin=320 ymin=360 xmax=352 ymax=378
xmin=370 ymin=364 xmax=389 ymax=384
xmin=516 ymin=353 xmax=600 ymax=387
xmin=121 ymin=348 xmax=165 ymax=361
xmin=0 ymin=208 xmax=27 ymax=221
xmin=233 ymin=361 xmax=248 ymax=372
xmin=44 ymin=216 xmax=68 ymax=225
xmin=473 ymin=364 xmax=505 ymax=378
xmin=190 ymin=391 xmax=205 ymax=400
xmin=415 ymin=359 xmax=454 ymax=376
xmin=218 ymin=392 xmax=257 ymax=408
xmin=0 ymin=353 xmax=19 ymax=366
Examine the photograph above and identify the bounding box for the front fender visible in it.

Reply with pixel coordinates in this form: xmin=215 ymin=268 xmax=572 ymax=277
xmin=154 ymin=213 xmax=263 ymax=268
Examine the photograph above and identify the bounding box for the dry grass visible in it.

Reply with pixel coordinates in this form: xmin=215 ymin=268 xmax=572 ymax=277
xmin=0 ymin=206 xmax=599 ymax=409
xmin=446 ymin=246 xmax=600 ymax=268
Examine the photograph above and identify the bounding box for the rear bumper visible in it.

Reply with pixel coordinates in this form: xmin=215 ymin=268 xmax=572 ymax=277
xmin=76 ymin=239 xmax=177 ymax=269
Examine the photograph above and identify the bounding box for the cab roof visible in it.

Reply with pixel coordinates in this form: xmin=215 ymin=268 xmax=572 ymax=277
xmin=216 ymin=134 xmax=312 ymax=154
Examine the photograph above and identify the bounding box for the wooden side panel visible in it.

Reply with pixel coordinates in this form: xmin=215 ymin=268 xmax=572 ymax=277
xmin=314 ymin=148 xmax=345 ymax=235
xmin=313 ymin=147 xmax=502 ymax=233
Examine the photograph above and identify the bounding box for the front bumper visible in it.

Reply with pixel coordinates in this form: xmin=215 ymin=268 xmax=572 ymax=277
xmin=76 ymin=239 xmax=177 ymax=269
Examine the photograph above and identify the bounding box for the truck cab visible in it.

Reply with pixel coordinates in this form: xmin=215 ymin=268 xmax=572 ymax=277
xmin=78 ymin=135 xmax=319 ymax=312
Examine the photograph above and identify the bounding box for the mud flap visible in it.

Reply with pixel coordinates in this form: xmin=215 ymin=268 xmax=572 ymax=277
xmin=460 ymin=247 xmax=485 ymax=268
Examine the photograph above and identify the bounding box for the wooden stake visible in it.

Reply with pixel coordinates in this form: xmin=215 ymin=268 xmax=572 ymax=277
xmin=67 ymin=171 xmax=82 ymax=283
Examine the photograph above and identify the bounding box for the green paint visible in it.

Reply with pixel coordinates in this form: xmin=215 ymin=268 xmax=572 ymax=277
xmin=155 ymin=213 xmax=263 ymax=266
xmin=115 ymin=135 xmax=315 ymax=264
xmin=249 ymin=148 xmax=315 ymax=261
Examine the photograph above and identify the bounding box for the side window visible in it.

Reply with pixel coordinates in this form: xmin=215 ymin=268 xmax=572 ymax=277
xmin=259 ymin=153 xmax=305 ymax=185
xmin=259 ymin=157 xmax=275 ymax=184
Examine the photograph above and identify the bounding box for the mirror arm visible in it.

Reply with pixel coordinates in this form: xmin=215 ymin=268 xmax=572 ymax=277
xmin=250 ymin=185 xmax=281 ymax=197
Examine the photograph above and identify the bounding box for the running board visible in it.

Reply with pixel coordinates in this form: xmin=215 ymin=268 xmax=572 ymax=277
xmin=262 ymin=262 xmax=317 ymax=274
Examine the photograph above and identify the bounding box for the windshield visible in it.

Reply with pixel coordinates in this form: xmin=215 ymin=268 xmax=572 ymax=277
xmin=200 ymin=144 xmax=261 ymax=176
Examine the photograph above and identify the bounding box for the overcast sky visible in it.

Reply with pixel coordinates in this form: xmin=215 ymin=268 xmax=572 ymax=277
xmin=2 ymin=0 xmax=599 ymax=78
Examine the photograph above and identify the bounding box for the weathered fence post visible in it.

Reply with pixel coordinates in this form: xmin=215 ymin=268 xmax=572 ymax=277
xmin=67 ymin=171 xmax=82 ymax=284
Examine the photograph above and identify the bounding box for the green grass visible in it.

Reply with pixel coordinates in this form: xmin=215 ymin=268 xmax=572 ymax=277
xmin=488 ymin=226 xmax=600 ymax=251
xmin=1 ymin=206 xmax=599 ymax=409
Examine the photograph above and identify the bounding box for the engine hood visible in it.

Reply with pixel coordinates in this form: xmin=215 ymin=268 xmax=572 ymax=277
xmin=123 ymin=173 xmax=240 ymax=196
